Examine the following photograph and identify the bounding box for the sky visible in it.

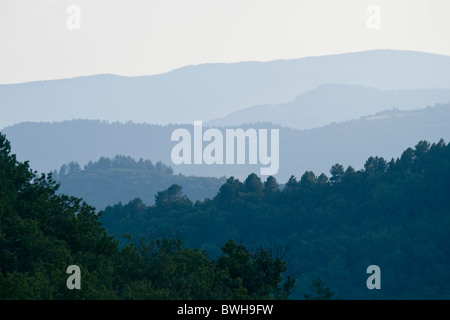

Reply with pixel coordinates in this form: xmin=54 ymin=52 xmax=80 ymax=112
xmin=1 ymin=0 xmax=449 ymax=84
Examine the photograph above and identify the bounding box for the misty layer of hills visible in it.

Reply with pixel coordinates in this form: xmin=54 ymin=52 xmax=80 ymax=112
xmin=2 ymin=49 xmax=450 ymax=300
xmin=3 ymin=103 xmax=450 ymax=183
xmin=2 ymin=50 xmax=450 ymax=129
xmin=53 ymin=156 xmax=226 ymax=210
xmin=207 ymin=84 xmax=450 ymax=130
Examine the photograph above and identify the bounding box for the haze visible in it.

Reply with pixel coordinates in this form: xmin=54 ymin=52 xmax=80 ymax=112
xmin=1 ymin=0 xmax=450 ymax=84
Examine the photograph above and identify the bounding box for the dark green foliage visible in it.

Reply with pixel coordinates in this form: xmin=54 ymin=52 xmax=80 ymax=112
xmin=330 ymin=164 xmax=345 ymax=185
xmin=216 ymin=240 xmax=294 ymax=300
xmin=0 ymin=133 xmax=294 ymax=300
xmin=304 ymin=277 xmax=337 ymax=300
xmin=114 ymin=237 xmax=292 ymax=300
xmin=0 ymin=134 xmax=117 ymax=299
xmin=3 ymin=128 xmax=450 ymax=299
xmin=102 ymin=139 xmax=450 ymax=299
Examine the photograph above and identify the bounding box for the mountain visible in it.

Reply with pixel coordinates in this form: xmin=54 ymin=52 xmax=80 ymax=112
xmin=53 ymin=155 xmax=226 ymax=211
xmin=2 ymin=103 xmax=450 ymax=182
xmin=207 ymin=84 xmax=450 ymax=130
xmin=2 ymin=50 xmax=450 ymax=129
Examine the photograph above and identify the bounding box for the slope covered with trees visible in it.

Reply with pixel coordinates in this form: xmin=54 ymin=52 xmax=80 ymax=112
xmin=53 ymin=156 xmax=226 ymax=210
xmin=101 ymin=139 xmax=450 ymax=299
xmin=0 ymin=133 xmax=294 ymax=300
xmin=2 ymin=128 xmax=449 ymax=300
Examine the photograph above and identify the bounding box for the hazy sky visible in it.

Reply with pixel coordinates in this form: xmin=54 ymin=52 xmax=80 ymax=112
xmin=1 ymin=0 xmax=449 ymax=84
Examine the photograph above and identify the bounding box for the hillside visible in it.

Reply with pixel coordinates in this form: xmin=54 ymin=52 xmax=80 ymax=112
xmin=53 ymin=156 xmax=226 ymax=210
xmin=101 ymin=139 xmax=450 ymax=300
xmin=0 ymin=133 xmax=293 ymax=300
xmin=207 ymin=84 xmax=450 ymax=130
xmin=3 ymin=103 xmax=450 ymax=182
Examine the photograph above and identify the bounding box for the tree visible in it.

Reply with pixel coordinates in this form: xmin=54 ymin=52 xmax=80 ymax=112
xmin=245 ymin=173 xmax=264 ymax=194
xmin=317 ymin=173 xmax=329 ymax=185
xmin=154 ymin=184 xmax=192 ymax=210
xmin=0 ymin=133 xmax=119 ymax=299
xmin=330 ymin=164 xmax=345 ymax=185
xmin=215 ymin=177 xmax=244 ymax=209
xmin=415 ymin=140 xmax=431 ymax=158
xmin=300 ymin=171 xmax=316 ymax=187
xmin=304 ymin=277 xmax=337 ymax=300
xmin=68 ymin=161 xmax=81 ymax=175
xmin=155 ymin=161 xmax=173 ymax=175
xmin=264 ymin=176 xmax=280 ymax=202
xmin=284 ymin=175 xmax=298 ymax=191
xmin=398 ymin=147 xmax=415 ymax=172
xmin=216 ymin=240 xmax=295 ymax=299
xmin=364 ymin=156 xmax=387 ymax=174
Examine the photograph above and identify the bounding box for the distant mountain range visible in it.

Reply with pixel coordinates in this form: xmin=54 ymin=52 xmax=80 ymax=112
xmin=3 ymin=103 xmax=450 ymax=182
xmin=207 ymin=84 xmax=450 ymax=130
xmin=2 ymin=50 xmax=450 ymax=129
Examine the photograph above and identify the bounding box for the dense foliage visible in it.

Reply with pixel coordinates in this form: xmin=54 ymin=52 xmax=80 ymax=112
xmin=102 ymin=139 xmax=450 ymax=299
xmin=53 ymin=156 xmax=226 ymax=210
xmin=0 ymin=133 xmax=294 ymax=300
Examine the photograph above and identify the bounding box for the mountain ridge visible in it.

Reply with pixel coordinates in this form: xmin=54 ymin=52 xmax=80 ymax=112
xmin=2 ymin=103 xmax=450 ymax=182
xmin=207 ymin=84 xmax=450 ymax=129
xmin=2 ymin=50 xmax=450 ymax=129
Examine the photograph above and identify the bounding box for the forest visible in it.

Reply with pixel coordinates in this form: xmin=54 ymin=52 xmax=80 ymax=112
xmin=100 ymin=139 xmax=450 ymax=299
xmin=52 ymin=155 xmax=225 ymax=210
xmin=0 ymin=133 xmax=295 ymax=300
xmin=1 ymin=130 xmax=450 ymax=299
